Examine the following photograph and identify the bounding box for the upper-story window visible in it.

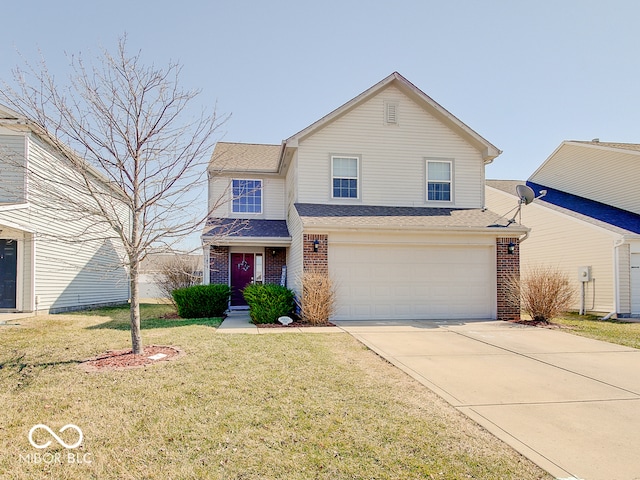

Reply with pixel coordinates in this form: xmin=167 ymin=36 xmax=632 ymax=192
xmin=232 ymin=179 xmax=262 ymax=213
xmin=427 ymin=160 xmax=452 ymax=202
xmin=332 ymin=156 xmax=359 ymax=199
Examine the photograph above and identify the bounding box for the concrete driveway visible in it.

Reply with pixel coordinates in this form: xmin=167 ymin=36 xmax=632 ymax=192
xmin=335 ymin=319 xmax=640 ymax=480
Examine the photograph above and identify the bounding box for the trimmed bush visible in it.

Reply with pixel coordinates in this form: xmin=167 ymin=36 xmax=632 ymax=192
xmin=243 ymin=283 xmax=295 ymax=324
xmin=172 ymin=284 xmax=230 ymax=318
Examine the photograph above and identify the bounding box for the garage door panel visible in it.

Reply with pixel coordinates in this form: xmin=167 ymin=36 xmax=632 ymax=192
xmin=329 ymin=243 xmax=494 ymax=320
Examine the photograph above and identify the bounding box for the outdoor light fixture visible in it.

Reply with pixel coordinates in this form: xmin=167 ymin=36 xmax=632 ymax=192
xmin=507 ymin=242 xmax=515 ymax=255
xmin=271 ymin=249 xmax=277 ymax=257
xmin=313 ymin=239 xmax=320 ymax=253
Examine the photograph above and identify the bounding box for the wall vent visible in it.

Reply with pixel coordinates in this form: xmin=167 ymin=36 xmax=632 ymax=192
xmin=385 ymin=102 xmax=398 ymax=125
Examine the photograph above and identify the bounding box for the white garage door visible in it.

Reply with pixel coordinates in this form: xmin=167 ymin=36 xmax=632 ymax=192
xmin=329 ymin=243 xmax=494 ymax=320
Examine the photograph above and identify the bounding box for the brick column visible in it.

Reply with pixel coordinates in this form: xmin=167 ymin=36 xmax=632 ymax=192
xmin=265 ymin=247 xmax=287 ymax=284
xmin=303 ymin=234 xmax=328 ymax=274
xmin=496 ymin=238 xmax=520 ymax=321
xmin=210 ymin=246 xmax=229 ymax=285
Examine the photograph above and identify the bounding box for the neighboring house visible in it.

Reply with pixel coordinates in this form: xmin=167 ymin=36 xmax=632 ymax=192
xmin=0 ymin=105 xmax=130 ymax=313
xmin=486 ymin=140 xmax=640 ymax=317
xmin=202 ymin=72 xmax=527 ymax=321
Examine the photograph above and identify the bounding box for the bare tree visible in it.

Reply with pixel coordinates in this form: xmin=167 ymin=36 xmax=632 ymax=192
xmin=0 ymin=38 xmax=228 ymax=353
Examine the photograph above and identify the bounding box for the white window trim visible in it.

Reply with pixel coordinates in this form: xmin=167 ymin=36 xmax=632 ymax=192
xmin=425 ymin=159 xmax=454 ymax=203
xmin=330 ymin=155 xmax=361 ymax=200
xmin=231 ymin=178 xmax=263 ymax=215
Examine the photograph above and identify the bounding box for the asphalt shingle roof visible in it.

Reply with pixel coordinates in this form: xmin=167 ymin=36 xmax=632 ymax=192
xmin=203 ymin=218 xmax=290 ymax=238
xmin=486 ymin=179 xmax=640 ymax=235
xmin=295 ymin=203 xmax=517 ymax=230
xmin=208 ymin=142 xmax=281 ymax=172
xmin=571 ymin=141 xmax=640 ymax=152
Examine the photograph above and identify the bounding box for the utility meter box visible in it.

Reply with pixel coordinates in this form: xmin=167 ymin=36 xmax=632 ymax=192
xmin=578 ymin=266 xmax=592 ymax=282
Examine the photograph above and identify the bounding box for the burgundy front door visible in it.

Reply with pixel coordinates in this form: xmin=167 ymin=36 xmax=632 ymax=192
xmin=230 ymin=253 xmax=255 ymax=306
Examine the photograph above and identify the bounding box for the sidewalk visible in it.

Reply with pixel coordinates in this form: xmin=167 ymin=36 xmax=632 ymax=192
xmin=216 ymin=310 xmax=342 ymax=334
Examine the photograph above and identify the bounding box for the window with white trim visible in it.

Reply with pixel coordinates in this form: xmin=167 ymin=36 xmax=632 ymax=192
xmin=427 ymin=160 xmax=452 ymax=202
xmin=232 ymin=179 xmax=262 ymax=213
xmin=332 ymin=156 xmax=359 ymax=199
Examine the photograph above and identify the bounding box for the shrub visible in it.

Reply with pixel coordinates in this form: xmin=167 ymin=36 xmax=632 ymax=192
xmin=172 ymin=284 xmax=230 ymax=318
xmin=296 ymin=269 xmax=336 ymax=325
xmin=153 ymin=255 xmax=202 ymax=306
xmin=506 ymin=265 xmax=575 ymax=323
xmin=242 ymin=284 xmax=295 ymax=324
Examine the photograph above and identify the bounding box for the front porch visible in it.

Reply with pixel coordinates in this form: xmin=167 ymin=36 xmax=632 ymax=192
xmin=202 ymin=218 xmax=291 ymax=309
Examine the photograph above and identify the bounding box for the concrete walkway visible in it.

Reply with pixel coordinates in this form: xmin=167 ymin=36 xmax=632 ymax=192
xmin=0 ymin=312 xmax=33 ymax=325
xmin=216 ymin=310 xmax=342 ymax=334
xmin=335 ymin=318 xmax=640 ymax=480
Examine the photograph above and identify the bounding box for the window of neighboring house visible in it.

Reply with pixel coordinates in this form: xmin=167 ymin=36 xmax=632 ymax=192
xmin=427 ymin=160 xmax=452 ymax=202
xmin=332 ymin=156 xmax=359 ymax=199
xmin=232 ymin=179 xmax=262 ymax=213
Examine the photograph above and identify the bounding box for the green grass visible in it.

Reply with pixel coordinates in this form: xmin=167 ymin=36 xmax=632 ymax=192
xmin=0 ymin=305 xmax=550 ymax=479
xmin=551 ymin=312 xmax=640 ymax=349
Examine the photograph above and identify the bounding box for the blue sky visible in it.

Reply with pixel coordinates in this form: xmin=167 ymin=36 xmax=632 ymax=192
xmin=2 ymin=0 xmax=638 ymax=182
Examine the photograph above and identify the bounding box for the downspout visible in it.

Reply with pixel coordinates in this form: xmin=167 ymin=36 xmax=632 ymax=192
xmin=604 ymin=238 xmax=626 ymax=320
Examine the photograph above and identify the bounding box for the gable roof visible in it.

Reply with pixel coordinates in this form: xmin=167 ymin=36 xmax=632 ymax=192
xmin=208 ymin=142 xmax=281 ymax=173
xmin=570 ymin=140 xmax=640 ymax=152
xmin=486 ymin=179 xmax=640 ymax=235
xmin=281 ymin=72 xmax=501 ymax=165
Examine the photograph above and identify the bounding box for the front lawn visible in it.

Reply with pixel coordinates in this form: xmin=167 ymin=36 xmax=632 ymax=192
xmin=551 ymin=312 xmax=640 ymax=349
xmin=0 ymin=305 xmax=550 ymax=479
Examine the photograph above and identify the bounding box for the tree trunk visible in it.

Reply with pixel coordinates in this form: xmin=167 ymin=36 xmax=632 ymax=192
xmin=129 ymin=259 xmax=142 ymax=355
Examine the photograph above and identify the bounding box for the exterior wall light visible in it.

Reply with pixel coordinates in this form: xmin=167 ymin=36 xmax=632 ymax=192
xmin=313 ymin=239 xmax=320 ymax=253
xmin=507 ymin=242 xmax=515 ymax=255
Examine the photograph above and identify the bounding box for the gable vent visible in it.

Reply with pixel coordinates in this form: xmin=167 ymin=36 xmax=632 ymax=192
xmin=385 ymin=102 xmax=398 ymax=125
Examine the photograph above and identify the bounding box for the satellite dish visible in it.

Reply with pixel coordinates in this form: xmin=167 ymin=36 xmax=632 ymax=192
xmin=515 ymin=184 xmax=535 ymax=205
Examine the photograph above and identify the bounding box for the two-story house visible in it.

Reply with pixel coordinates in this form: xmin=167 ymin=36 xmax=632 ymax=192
xmin=487 ymin=140 xmax=640 ymax=317
xmin=0 ymin=105 xmax=129 ymax=314
xmin=203 ymin=72 xmax=526 ymax=321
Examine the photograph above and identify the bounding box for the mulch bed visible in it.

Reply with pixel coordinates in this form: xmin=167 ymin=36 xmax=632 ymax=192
xmin=256 ymin=322 xmax=336 ymax=328
xmin=80 ymin=345 xmax=184 ymax=372
xmin=509 ymin=319 xmax=569 ymax=329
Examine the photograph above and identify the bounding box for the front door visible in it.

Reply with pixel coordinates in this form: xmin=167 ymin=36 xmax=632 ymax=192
xmin=230 ymin=253 xmax=255 ymax=307
xmin=0 ymin=239 xmax=17 ymax=309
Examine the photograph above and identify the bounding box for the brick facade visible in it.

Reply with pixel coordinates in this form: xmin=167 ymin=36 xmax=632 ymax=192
xmin=303 ymin=234 xmax=328 ymax=274
xmin=496 ymin=237 xmax=520 ymax=322
xmin=209 ymin=246 xmax=229 ymax=285
xmin=264 ymin=247 xmax=287 ymax=284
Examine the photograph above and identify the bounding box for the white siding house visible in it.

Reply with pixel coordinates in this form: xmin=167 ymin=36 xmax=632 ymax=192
xmin=0 ymin=105 xmax=130 ymax=313
xmin=486 ymin=141 xmax=640 ymax=317
xmin=203 ymin=73 xmax=526 ymax=321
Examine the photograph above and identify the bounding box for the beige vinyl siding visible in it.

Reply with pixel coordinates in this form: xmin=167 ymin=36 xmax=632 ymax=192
xmin=297 ymin=85 xmax=484 ymax=208
xmin=0 ymin=134 xmax=129 ymax=312
xmin=530 ymin=143 xmax=640 ymax=215
xmin=617 ymin=243 xmax=631 ymax=314
xmin=486 ymin=186 xmax=618 ymax=312
xmin=0 ymin=134 xmax=27 ymax=203
xmin=285 ymin=154 xmax=303 ymax=294
xmin=208 ymin=175 xmax=285 ymax=220
xmin=285 ymin=205 xmax=303 ymax=296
